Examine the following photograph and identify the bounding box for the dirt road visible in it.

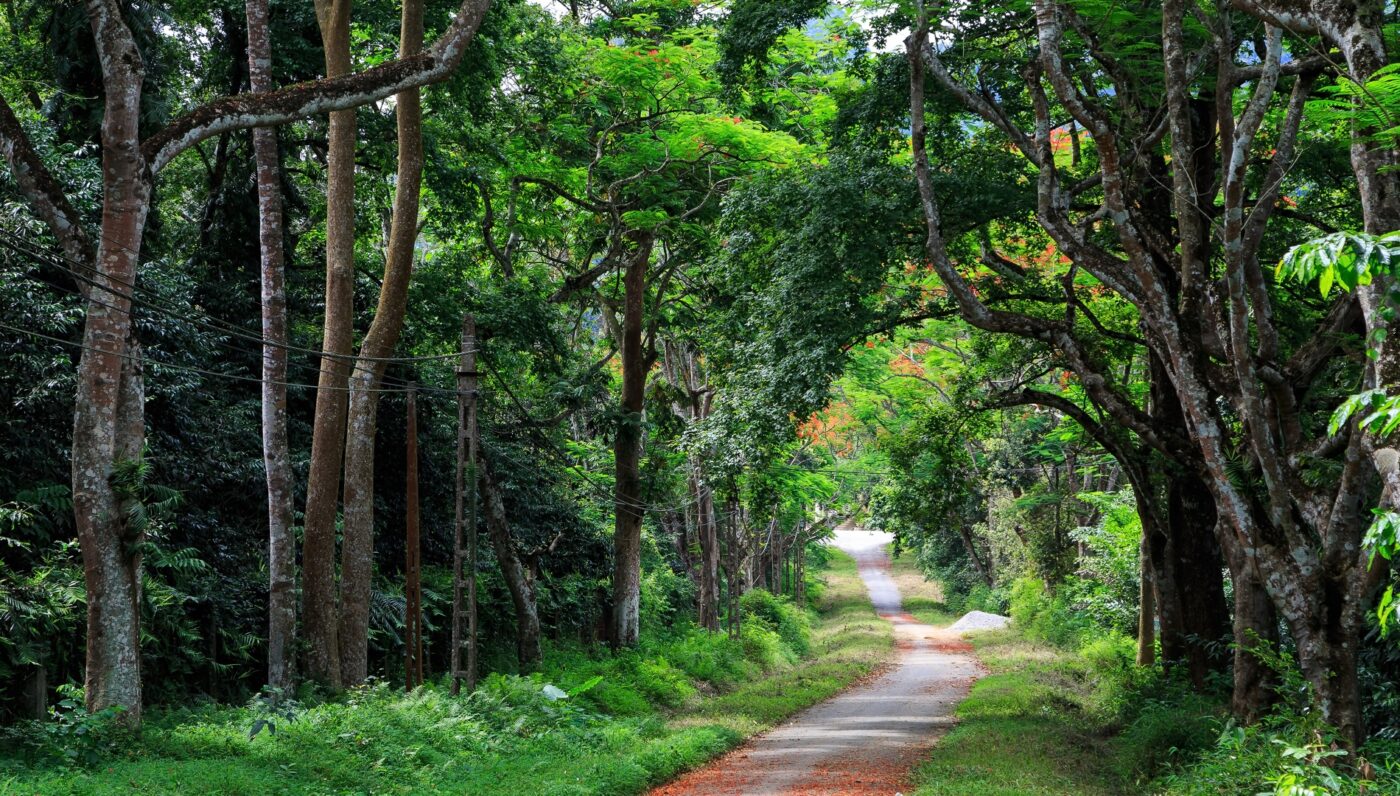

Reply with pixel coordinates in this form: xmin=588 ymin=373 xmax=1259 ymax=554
xmin=650 ymin=529 xmax=981 ymax=796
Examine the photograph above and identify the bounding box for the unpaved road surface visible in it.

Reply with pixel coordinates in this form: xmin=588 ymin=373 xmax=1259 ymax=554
xmin=651 ymin=529 xmax=982 ymax=796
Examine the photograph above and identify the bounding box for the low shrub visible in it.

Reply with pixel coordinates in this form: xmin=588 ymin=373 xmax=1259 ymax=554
xmin=739 ymin=589 xmax=811 ymax=656
xmin=0 ymin=552 xmax=871 ymax=796
xmin=667 ymin=629 xmax=755 ymax=687
xmin=1113 ymin=692 xmax=1219 ymax=780
xmin=962 ymin=583 xmax=1004 ymax=614
xmin=739 ymin=618 xmax=792 ymax=671
xmin=1077 ymin=631 xmax=1147 ymax=718
xmin=641 ymin=566 xmax=696 ymax=635
xmin=631 ymin=656 xmax=697 ymax=708
xmin=1008 ymin=577 xmax=1095 ymax=649
xmin=1 ymin=684 xmax=133 ymax=767
xmin=1008 ymin=577 xmax=1048 ymax=628
xmin=1150 ymin=644 xmax=1400 ymax=795
xmin=1154 ymin=721 xmax=1400 ymax=795
xmin=582 ymin=674 xmax=654 ymax=717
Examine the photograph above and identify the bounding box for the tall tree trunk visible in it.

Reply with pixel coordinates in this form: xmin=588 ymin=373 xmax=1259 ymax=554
xmin=1145 ymin=353 xmax=1231 ymax=687
xmin=611 ymin=233 xmax=653 ymax=647
xmin=338 ymin=0 xmax=426 ymax=687
xmin=1227 ymin=549 xmax=1278 ymax=722
xmin=957 ymin=525 xmax=994 ymax=588
xmin=794 ymin=526 xmax=807 ymax=607
xmin=0 ymin=0 xmax=494 ymax=726
xmin=73 ymin=1 xmax=151 ymax=724
xmin=675 ymin=502 xmax=692 ymax=577
xmin=1146 ymin=474 xmax=1230 ymax=688
xmin=1136 ymin=531 xmax=1155 ymax=666
xmin=1144 ymin=514 xmax=1185 ymax=664
xmin=479 ymin=455 xmax=542 ymax=671
xmin=660 ymin=341 xmax=718 ymax=632
xmin=1167 ymin=475 xmax=1231 ymax=686
xmin=246 ymin=0 xmax=296 ymax=694
xmin=301 ymin=0 xmax=355 ymax=688
xmin=403 ymin=386 xmax=423 ymax=689
xmin=1296 ymin=591 xmax=1366 ymax=745
xmin=770 ymin=529 xmax=783 ymax=594
xmin=697 ymin=475 xmax=720 ymax=631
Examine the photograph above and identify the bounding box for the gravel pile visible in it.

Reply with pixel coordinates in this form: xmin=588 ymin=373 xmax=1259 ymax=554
xmin=948 ymin=610 xmax=1011 ymax=632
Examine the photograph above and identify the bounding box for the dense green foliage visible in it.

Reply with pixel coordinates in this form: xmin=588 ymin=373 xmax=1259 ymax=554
xmin=0 ymin=553 xmax=891 ymax=794
xmin=5 ymin=0 xmax=1400 ymax=793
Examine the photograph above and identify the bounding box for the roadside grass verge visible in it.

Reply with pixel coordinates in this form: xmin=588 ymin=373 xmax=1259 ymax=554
xmin=888 ymin=552 xmax=955 ymax=627
xmin=910 ymin=628 xmax=1223 ymax=796
xmin=0 ymin=550 xmax=891 ymax=796
xmin=679 ymin=548 xmax=892 ymax=735
xmin=911 ymin=630 xmax=1129 ymax=795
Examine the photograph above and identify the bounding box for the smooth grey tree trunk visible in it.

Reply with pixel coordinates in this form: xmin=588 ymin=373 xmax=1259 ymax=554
xmin=246 ymin=0 xmax=296 ymax=693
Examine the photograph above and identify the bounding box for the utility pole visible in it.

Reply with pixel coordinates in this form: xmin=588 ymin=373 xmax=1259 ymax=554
xmin=465 ymin=317 xmax=480 ymax=693
xmin=451 ymin=316 xmax=479 ymax=695
xmin=405 ymin=383 xmax=423 ymax=689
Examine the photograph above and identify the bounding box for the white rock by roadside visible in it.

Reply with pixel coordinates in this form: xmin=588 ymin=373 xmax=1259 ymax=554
xmin=948 ymin=610 xmax=1010 ymax=632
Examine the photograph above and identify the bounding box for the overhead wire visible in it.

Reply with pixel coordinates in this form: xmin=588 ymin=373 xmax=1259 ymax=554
xmin=0 ymin=226 xmax=475 ymax=367
xmin=0 ymin=319 xmax=427 ymax=394
xmin=0 ymin=213 xmax=881 ymax=511
xmin=0 ymin=230 xmax=466 ymax=397
xmin=0 ymin=238 xmax=699 ymax=509
xmin=476 ymin=353 xmax=704 ymax=514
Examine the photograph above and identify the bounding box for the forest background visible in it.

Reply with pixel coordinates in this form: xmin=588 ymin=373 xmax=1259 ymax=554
xmin=2 ymin=1 xmax=1400 ymax=794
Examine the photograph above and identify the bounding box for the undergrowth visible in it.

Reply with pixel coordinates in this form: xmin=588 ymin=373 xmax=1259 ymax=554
xmin=909 ymin=628 xmax=1210 ymax=796
xmin=0 ymin=550 xmax=891 ymax=796
xmin=911 ymin=577 xmax=1400 ymax=796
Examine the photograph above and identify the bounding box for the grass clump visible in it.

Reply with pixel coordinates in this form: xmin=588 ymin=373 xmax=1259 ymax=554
xmin=908 ymin=592 xmax=1400 ymax=796
xmin=740 ymin=588 xmax=812 ymax=656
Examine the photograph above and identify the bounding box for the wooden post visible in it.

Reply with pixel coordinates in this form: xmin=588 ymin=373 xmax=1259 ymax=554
xmin=451 ymin=316 xmax=479 ymax=695
xmin=405 ymin=384 xmax=422 ymax=690
xmin=800 ymin=517 xmax=812 ymax=604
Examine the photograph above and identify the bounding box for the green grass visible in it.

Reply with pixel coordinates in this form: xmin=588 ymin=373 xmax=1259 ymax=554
xmin=907 ymin=624 xmax=1244 ymax=796
xmin=683 ymin=550 xmax=891 ymax=735
xmin=888 ymin=551 xmax=957 ymax=626
xmin=911 ymin=630 xmax=1147 ymax=796
xmin=0 ymin=551 xmax=892 ymax=796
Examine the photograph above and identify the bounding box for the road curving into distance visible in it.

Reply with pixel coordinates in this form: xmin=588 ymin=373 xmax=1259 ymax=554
xmin=650 ymin=528 xmax=983 ymax=796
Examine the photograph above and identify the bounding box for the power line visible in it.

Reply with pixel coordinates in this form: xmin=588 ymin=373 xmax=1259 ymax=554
xmin=0 ymin=292 xmax=691 ymax=509
xmin=0 ymin=227 xmax=475 ymax=367
xmin=0 ymin=251 xmax=456 ymax=394
xmin=0 ymin=220 xmax=855 ymax=513
xmin=0 ymin=319 xmax=430 ymax=395
xmin=0 ymin=233 xmax=467 ymax=398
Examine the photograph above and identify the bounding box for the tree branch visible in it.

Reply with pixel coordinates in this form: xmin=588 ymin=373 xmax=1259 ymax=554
xmin=0 ymin=95 xmax=94 ymax=272
xmin=143 ymin=0 xmax=493 ymax=172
